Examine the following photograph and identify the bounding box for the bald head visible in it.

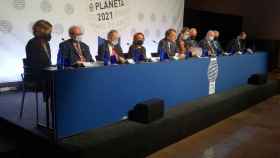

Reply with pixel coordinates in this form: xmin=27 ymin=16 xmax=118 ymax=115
xmin=69 ymin=26 xmax=83 ymax=40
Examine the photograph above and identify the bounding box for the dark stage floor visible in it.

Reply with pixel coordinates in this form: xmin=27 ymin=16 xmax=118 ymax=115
xmin=148 ymin=95 xmax=280 ymax=158
xmin=0 ymin=91 xmax=48 ymax=138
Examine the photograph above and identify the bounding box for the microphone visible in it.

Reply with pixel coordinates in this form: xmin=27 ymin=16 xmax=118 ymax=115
xmin=152 ymin=40 xmax=158 ymax=44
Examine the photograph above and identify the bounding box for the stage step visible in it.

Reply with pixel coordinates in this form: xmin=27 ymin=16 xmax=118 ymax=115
xmin=60 ymin=80 xmax=280 ymax=158
xmin=0 ymin=135 xmax=18 ymax=157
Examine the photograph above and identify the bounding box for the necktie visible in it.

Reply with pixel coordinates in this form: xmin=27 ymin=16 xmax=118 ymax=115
xmin=73 ymin=42 xmax=86 ymax=62
xmin=112 ymin=47 xmax=119 ymax=62
xmin=167 ymin=42 xmax=171 ymax=56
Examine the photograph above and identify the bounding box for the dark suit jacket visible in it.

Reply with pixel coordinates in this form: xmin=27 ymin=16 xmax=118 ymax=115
xmin=185 ymin=38 xmax=198 ymax=48
xmin=199 ymin=38 xmax=216 ymax=55
xmin=127 ymin=45 xmax=146 ymax=59
xmin=199 ymin=38 xmax=210 ymax=50
xmin=157 ymin=39 xmax=178 ymax=57
xmin=227 ymin=38 xmax=246 ymax=53
xmin=213 ymin=40 xmax=224 ymax=53
xmin=25 ymin=37 xmax=51 ymax=68
xmin=58 ymin=39 xmax=94 ymax=65
xmin=97 ymin=40 xmax=124 ymax=61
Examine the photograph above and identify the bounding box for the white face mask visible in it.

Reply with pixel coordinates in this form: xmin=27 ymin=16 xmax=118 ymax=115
xmin=183 ymin=34 xmax=190 ymax=40
xmin=209 ymin=36 xmax=214 ymax=41
xmin=112 ymin=39 xmax=119 ymax=46
xmin=76 ymin=35 xmax=82 ymax=42
xmin=72 ymin=35 xmax=82 ymax=42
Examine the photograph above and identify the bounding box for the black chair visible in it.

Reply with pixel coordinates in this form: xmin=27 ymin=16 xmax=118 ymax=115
xmin=124 ymin=53 xmax=130 ymax=59
xmin=19 ymin=59 xmax=42 ymax=125
xmin=95 ymin=55 xmax=103 ymax=61
xmin=96 ymin=53 xmax=131 ymax=61
xmin=151 ymin=52 xmax=160 ymax=57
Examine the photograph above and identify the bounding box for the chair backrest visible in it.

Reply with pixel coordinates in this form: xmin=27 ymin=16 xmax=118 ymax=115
xmin=151 ymin=52 xmax=160 ymax=57
xmin=22 ymin=58 xmax=36 ymax=83
xmin=124 ymin=53 xmax=130 ymax=59
xmin=95 ymin=55 xmax=103 ymax=61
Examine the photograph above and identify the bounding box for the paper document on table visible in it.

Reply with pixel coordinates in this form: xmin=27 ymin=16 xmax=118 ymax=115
xmin=83 ymin=62 xmax=103 ymax=68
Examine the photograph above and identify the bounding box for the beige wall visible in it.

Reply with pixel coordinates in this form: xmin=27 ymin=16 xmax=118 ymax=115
xmin=189 ymin=0 xmax=280 ymax=40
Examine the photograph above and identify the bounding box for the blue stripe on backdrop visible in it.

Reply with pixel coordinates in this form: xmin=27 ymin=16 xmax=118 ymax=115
xmin=53 ymin=52 xmax=267 ymax=139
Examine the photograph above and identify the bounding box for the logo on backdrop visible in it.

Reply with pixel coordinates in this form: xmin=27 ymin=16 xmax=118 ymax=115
xmin=0 ymin=20 xmax=13 ymax=34
xmin=87 ymin=0 xmax=131 ymax=34
xmin=208 ymin=57 xmax=219 ymax=95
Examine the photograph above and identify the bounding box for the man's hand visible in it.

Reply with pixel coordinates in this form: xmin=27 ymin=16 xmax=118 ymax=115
xmin=247 ymin=48 xmax=254 ymax=54
xmin=76 ymin=61 xmax=84 ymax=65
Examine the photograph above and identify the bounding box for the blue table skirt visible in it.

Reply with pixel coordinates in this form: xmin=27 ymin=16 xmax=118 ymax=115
xmin=52 ymin=52 xmax=268 ymax=139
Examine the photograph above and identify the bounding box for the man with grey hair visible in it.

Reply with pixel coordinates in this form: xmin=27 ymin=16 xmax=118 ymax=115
xmin=58 ymin=25 xmax=94 ymax=66
xmin=199 ymin=30 xmax=217 ymax=57
xmin=227 ymin=31 xmax=253 ymax=54
xmin=97 ymin=29 xmax=126 ymax=64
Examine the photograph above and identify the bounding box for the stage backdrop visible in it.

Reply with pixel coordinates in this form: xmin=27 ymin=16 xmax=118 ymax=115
xmin=0 ymin=0 xmax=185 ymax=83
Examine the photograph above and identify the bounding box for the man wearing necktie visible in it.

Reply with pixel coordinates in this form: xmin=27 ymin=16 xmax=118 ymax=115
xmin=226 ymin=32 xmax=248 ymax=54
xmin=199 ymin=30 xmax=217 ymax=57
xmin=58 ymin=26 xmax=94 ymax=66
xmin=157 ymin=28 xmax=178 ymax=58
xmin=97 ymin=30 xmax=126 ymax=64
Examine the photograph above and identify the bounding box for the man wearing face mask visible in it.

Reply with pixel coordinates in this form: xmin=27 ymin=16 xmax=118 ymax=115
xmin=158 ymin=28 xmax=178 ymax=58
xmin=26 ymin=19 xmax=52 ymax=69
xmin=199 ymin=30 xmax=217 ymax=57
xmin=98 ymin=30 xmax=126 ymax=64
xmin=127 ymin=32 xmax=147 ymax=61
xmin=58 ymin=26 xmax=94 ymax=66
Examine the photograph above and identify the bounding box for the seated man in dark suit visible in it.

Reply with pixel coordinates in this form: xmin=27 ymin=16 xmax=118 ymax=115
xmin=97 ymin=30 xmax=126 ymax=64
xmin=127 ymin=32 xmax=147 ymax=62
xmin=58 ymin=26 xmax=94 ymax=66
xmin=199 ymin=30 xmax=217 ymax=57
xmin=227 ymin=32 xmax=251 ymax=54
xmin=157 ymin=28 xmax=178 ymax=58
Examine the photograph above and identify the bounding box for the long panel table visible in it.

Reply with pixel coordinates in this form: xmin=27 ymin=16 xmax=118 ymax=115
xmin=46 ymin=52 xmax=268 ymax=139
